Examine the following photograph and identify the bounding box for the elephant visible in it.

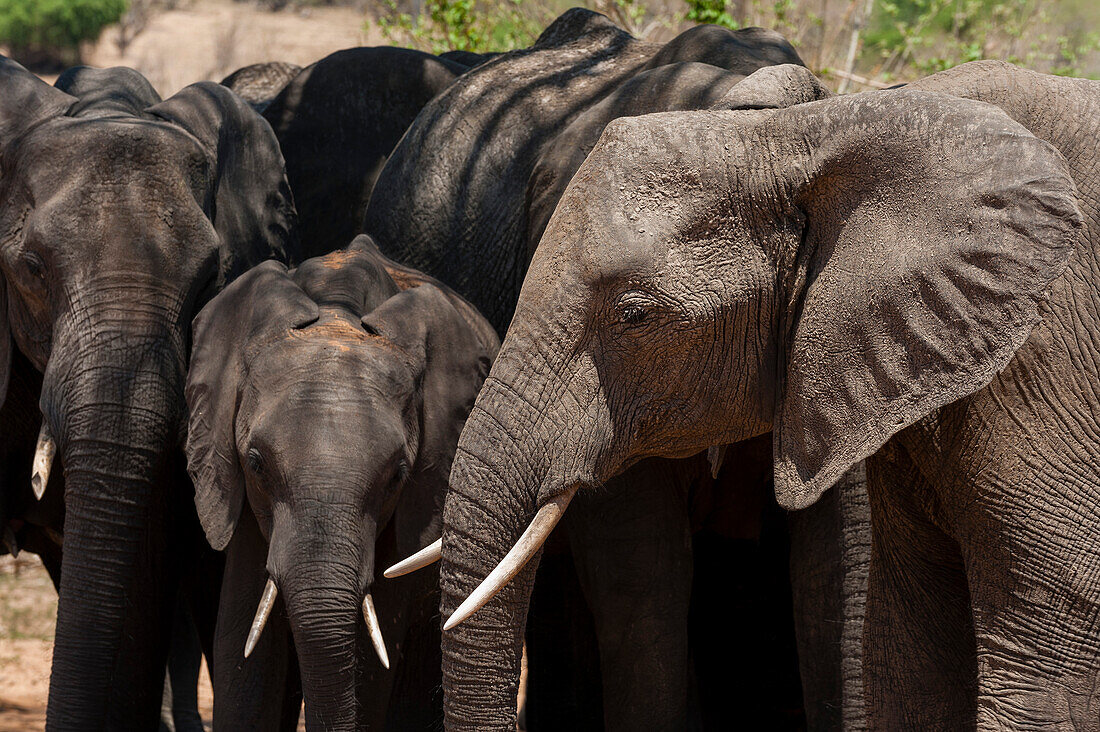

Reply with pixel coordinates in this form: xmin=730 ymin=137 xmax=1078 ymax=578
xmin=0 ymin=58 xmax=299 ymax=727
xmin=184 ymin=235 xmax=498 ymax=730
xmin=433 ymin=60 xmax=1099 ymax=732
xmin=364 ymin=9 xmax=869 ymax=728
xmin=262 ymin=47 xmax=466 ymax=258
xmin=220 ymin=61 xmax=302 ymax=112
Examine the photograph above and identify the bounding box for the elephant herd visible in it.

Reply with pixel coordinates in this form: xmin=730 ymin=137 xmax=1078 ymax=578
xmin=1 ymin=6 xmax=1098 ymax=731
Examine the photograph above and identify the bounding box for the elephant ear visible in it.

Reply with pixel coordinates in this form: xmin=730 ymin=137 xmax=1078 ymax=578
xmin=0 ymin=57 xmax=74 ymax=410
xmin=186 ymin=260 xmax=319 ymax=550
xmin=361 ymin=283 xmax=498 ymax=557
xmin=146 ymin=82 xmax=300 ymax=288
xmin=766 ymin=89 xmax=1082 ymax=509
xmin=0 ymin=56 xmax=74 ymax=146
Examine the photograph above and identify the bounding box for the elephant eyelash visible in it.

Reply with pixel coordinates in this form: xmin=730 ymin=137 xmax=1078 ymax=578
xmin=620 ymin=303 xmax=648 ymax=325
xmin=23 ymin=251 xmax=46 ymax=280
xmin=246 ymin=447 xmax=264 ymax=474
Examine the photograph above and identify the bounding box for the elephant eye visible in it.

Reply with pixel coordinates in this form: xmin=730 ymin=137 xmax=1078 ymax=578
xmin=23 ymin=251 xmax=45 ymax=280
xmin=615 ymin=291 xmax=657 ymax=328
xmin=621 ymin=304 xmax=647 ymax=325
xmin=394 ymin=458 xmax=410 ymax=486
xmin=246 ymin=447 xmax=264 ymax=474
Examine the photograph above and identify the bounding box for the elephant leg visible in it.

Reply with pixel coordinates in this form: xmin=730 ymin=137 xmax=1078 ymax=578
xmin=788 ymin=462 xmax=871 ymax=731
xmin=863 ymin=448 xmax=977 ymax=729
xmin=383 ymin=599 xmax=444 ymax=731
xmin=524 ymin=532 xmax=603 ymax=731
xmin=691 ymin=503 xmax=803 ymax=730
xmin=211 ymin=506 xmax=299 ymax=731
xmin=567 ymin=457 xmax=694 ymax=732
xmin=166 ymin=596 xmax=205 ymax=732
xmin=958 ymin=477 xmax=1100 ymax=728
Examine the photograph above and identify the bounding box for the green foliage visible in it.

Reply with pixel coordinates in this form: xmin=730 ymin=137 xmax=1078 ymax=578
xmin=864 ymin=0 xmax=1100 ymax=79
xmin=373 ymin=0 xmax=544 ymax=53
xmin=0 ymin=0 xmax=127 ymax=60
xmin=376 ymin=0 xmax=1099 ymax=80
xmin=684 ymin=0 xmax=736 ymax=30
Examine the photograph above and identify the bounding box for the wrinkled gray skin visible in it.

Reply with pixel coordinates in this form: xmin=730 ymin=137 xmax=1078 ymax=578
xmin=220 ymin=61 xmax=302 ymax=112
xmin=527 ymin=59 xmax=870 ymax=731
xmin=365 ymin=10 xmax=801 ymax=330
xmin=265 ymin=47 xmax=466 ymax=257
xmin=185 ymin=236 xmax=498 ymax=730
xmin=442 ymin=63 xmax=1099 ymax=731
xmin=365 ymin=10 xmax=819 ymax=728
xmin=365 ymin=11 xmax=869 ymax=729
xmin=0 ymin=58 xmax=298 ymax=728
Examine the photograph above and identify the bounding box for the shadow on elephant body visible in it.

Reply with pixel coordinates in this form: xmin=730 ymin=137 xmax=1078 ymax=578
xmin=0 ymin=56 xmax=299 ymax=728
xmin=364 ymin=8 xmax=803 ymax=335
xmin=185 ymin=236 xmax=497 ymax=729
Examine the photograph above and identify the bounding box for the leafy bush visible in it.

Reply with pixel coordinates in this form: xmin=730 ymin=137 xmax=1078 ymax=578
xmin=0 ymin=0 xmax=127 ymax=68
xmin=864 ymin=0 xmax=1100 ymax=79
xmin=684 ymin=0 xmax=736 ymax=29
xmin=373 ymin=0 xmax=544 ymax=53
xmin=373 ymin=0 xmax=1097 ymax=81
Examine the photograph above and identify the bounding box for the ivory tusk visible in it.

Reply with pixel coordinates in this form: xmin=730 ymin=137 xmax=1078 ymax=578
xmin=707 ymin=444 xmax=728 ymax=480
xmin=244 ymin=578 xmax=278 ymax=658
xmin=361 ymin=593 xmax=390 ymax=670
xmin=444 ymin=486 xmax=579 ymax=632
xmin=383 ymin=538 xmax=442 ymax=578
xmin=31 ymin=422 xmax=56 ymax=501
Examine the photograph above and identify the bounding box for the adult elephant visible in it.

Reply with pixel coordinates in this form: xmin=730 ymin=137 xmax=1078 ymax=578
xmin=0 ymin=59 xmax=298 ymax=728
xmin=524 ymin=60 xmax=869 ymax=731
xmin=263 ymin=47 xmax=466 ymax=258
xmin=365 ymin=10 xmax=860 ymax=729
xmin=437 ymin=67 xmax=1098 ymax=732
xmin=184 ymin=237 xmax=497 ymax=730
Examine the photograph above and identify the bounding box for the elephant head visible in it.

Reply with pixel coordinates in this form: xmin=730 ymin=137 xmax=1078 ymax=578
xmin=185 ymin=235 xmax=497 ymax=728
xmin=0 ymin=57 xmax=296 ymax=725
xmin=432 ymin=85 xmax=1082 ymax=727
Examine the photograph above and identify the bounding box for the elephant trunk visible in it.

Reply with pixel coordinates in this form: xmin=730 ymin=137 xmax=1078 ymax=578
xmin=277 ymin=508 xmax=373 ymax=731
xmin=440 ymin=342 xmax=596 ymax=730
xmin=42 ymin=308 xmax=187 ymax=729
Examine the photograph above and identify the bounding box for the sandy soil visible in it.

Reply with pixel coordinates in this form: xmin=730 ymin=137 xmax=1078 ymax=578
xmin=84 ymin=0 xmax=386 ymax=97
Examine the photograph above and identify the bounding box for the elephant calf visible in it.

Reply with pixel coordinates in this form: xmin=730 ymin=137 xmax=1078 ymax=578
xmin=184 ymin=235 xmax=498 ymax=729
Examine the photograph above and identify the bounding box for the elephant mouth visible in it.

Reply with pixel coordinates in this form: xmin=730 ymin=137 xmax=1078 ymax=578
xmin=243 ymin=576 xmax=391 ymax=669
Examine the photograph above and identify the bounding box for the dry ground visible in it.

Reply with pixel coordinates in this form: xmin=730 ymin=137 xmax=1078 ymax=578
xmin=0 ymin=555 xmax=56 ymax=731
xmin=84 ymin=0 xmax=386 ymax=97
xmin=0 ymin=554 xmax=217 ymax=731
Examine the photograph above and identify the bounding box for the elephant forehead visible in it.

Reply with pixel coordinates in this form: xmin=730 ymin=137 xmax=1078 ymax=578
xmin=247 ymin=314 xmax=415 ymax=385
xmin=24 ymin=116 xmax=207 ymax=176
xmin=18 ymin=118 xmax=210 ymax=215
xmin=291 ymin=250 xmax=399 ymax=315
